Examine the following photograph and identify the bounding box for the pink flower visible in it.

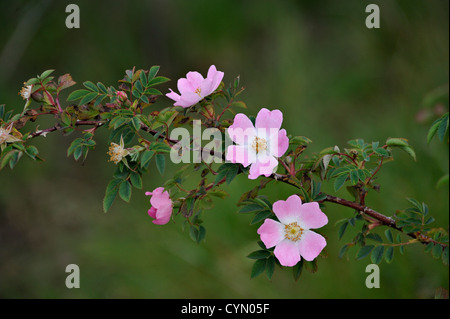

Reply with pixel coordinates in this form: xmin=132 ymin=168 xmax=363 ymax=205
xmin=116 ymin=91 xmax=127 ymax=102
xmin=226 ymin=108 xmax=289 ymax=179
xmin=257 ymin=195 xmax=328 ymax=267
xmin=145 ymin=187 xmax=173 ymax=225
xmin=166 ymin=65 xmax=224 ymax=108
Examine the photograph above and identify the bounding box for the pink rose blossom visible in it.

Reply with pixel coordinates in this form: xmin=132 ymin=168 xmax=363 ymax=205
xmin=226 ymin=108 xmax=289 ymax=179
xmin=257 ymin=195 xmax=328 ymax=267
xmin=116 ymin=91 xmax=127 ymax=102
xmin=145 ymin=187 xmax=173 ymax=225
xmin=166 ymin=65 xmax=224 ymax=108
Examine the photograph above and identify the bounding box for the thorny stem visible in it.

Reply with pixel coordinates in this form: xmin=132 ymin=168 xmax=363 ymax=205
xmin=23 ymin=117 xmax=447 ymax=248
xmin=320 ymin=194 xmax=447 ymax=248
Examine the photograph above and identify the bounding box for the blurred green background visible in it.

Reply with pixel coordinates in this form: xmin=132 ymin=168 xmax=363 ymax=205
xmin=0 ymin=0 xmax=448 ymax=298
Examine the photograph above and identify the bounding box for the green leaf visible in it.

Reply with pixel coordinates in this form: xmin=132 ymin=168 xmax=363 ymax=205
xmin=129 ymin=171 xmax=143 ymax=189
xmin=247 ymin=250 xmax=271 ymax=260
xmin=437 ymin=113 xmax=449 ymax=141
xmin=374 ymin=147 xmax=390 ymax=157
xmin=366 ymin=233 xmax=383 ymax=243
xmin=406 ymin=197 xmax=423 ymax=212
xmin=371 ymin=246 xmax=384 ymax=264
xmin=139 ymin=70 xmax=148 ymax=87
xmin=79 ymin=91 xmax=99 ymax=105
xmin=140 ymin=150 xmax=155 ymax=169
xmin=293 ymin=260 xmax=304 ymax=281
xmin=155 ymin=154 xmax=166 ymax=175
xmin=97 ymin=82 xmax=108 ymax=94
xmin=1 ymin=150 xmax=21 ymax=170
xmin=356 ymin=245 xmax=374 ymax=260
xmin=230 ymin=101 xmax=247 ymax=109
xmin=103 ymin=179 xmax=121 ymax=213
xmin=427 ymin=118 xmax=441 ymax=143
xmin=140 ymin=95 xmax=149 ymax=104
xmin=83 ymin=81 xmax=99 ymax=92
xmin=39 ymin=69 xmax=55 ymax=79
xmin=134 ymin=79 xmax=144 ymax=93
xmin=251 ymin=259 xmax=266 ymax=279
xmin=436 ymin=174 xmax=449 ymax=189
xmin=214 ymin=163 xmax=240 ymax=185
xmin=189 ymin=225 xmax=199 ymax=242
xmin=397 ymin=145 xmax=417 ymax=161
xmin=150 ymin=142 xmax=172 ymax=153
xmin=265 ymin=256 xmax=275 ymax=280
xmin=73 ymin=146 xmax=83 ymax=161
xmin=338 ymin=221 xmax=349 ymax=240
xmin=197 ymin=225 xmax=206 ymax=243
xmin=25 ymin=145 xmax=39 ymax=159
xmin=207 ymin=189 xmax=229 ymax=199
xmin=225 ymin=164 xmax=239 ymax=184
xmin=385 ymin=246 xmax=394 ymax=263
xmin=386 ymin=137 xmax=409 ymax=147
xmin=131 ymin=117 xmax=141 ymax=131
xmin=424 ymin=242 xmax=434 ymax=253
xmin=147 ymin=65 xmax=160 ymax=81
xmin=385 ymin=229 xmax=394 ymax=243
xmin=250 ymin=210 xmax=273 ymax=225
xmin=239 ymin=204 xmax=266 ymax=214
xmin=432 ymin=244 xmax=443 ymax=259
xmin=289 ymin=136 xmax=312 ymax=145
xmin=119 ymin=181 xmax=132 ymax=202
xmin=350 ymin=170 xmax=359 ymax=185
xmin=144 ymin=88 xmax=163 ymax=95
xmin=338 ymin=245 xmax=349 ymax=259
xmin=67 ymin=89 xmax=90 ymax=101
xmin=148 ymin=76 xmax=170 ymax=86
xmin=334 ymin=173 xmax=348 ymax=192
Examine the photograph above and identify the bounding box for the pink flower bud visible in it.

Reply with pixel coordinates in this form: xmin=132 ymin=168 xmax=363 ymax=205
xmin=145 ymin=187 xmax=173 ymax=225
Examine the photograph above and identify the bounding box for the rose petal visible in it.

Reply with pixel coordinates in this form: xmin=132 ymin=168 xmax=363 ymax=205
xmin=274 ymin=239 xmax=301 ymax=267
xmin=177 ymin=78 xmax=195 ymax=95
xmin=174 ymin=92 xmax=201 ymax=108
xmin=270 ymin=129 xmax=289 ymax=158
xmin=248 ymin=155 xmax=278 ymax=179
xmin=257 ymin=218 xmax=284 ymax=248
xmin=153 ymin=206 xmax=172 ymax=225
xmin=298 ymin=230 xmax=327 ymax=261
xmin=226 ymin=145 xmax=256 ymax=167
xmin=150 ymin=190 xmax=171 ymax=209
xmin=145 ymin=187 xmax=164 ymax=197
xmin=207 ymin=65 xmax=224 ymax=95
xmin=255 ymin=108 xmax=283 ymax=131
xmin=298 ymin=202 xmax=328 ymax=230
xmin=148 ymin=207 xmax=157 ymax=218
xmin=199 ymin=78 xmax=214 ymax=97
xmin=186 ymin=71 xmax=204 ymax=88
xmin=272 ymin=195 xmax=302 ymax=225
xmin=166 ymin=89 xmax=181 ymax=103
xmin=227 ymin=113 xmax=256 ymax=145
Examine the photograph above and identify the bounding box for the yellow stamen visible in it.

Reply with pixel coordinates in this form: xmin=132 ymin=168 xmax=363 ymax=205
xmin=252 ymin=136 xmax=267 ymax=154
xmin=284 ymin=222 xmax=304 ymax=242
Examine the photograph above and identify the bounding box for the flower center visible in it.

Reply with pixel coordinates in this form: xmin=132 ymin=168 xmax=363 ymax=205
xmin=252 ymin=136 xmax=267 ymax=154
xmin=284 ymin=222 xmax=304 ymax=242
xmin=107 ymin=143 xmax=128 ymax=164
xmin=194 ymin=87 xmax=202 ymax=97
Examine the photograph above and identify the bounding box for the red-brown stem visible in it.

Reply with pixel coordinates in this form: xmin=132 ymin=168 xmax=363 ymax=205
xmin=320 ymin=194 xmax=447 ymax=247
xmin=25 ymin=116 xmax=447 ymax=248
